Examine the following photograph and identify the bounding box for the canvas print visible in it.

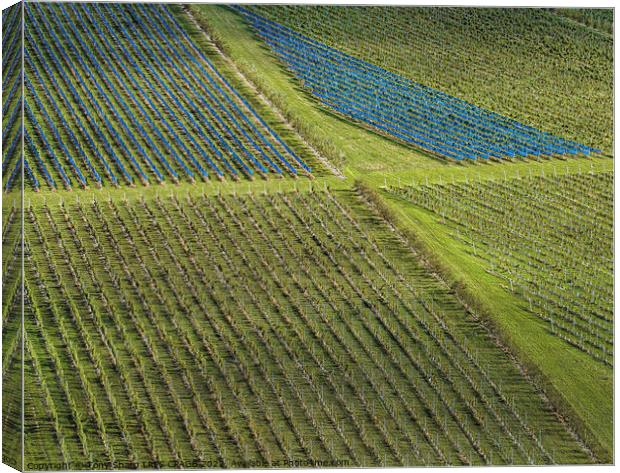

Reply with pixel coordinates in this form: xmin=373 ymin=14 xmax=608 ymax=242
xmin=1 ymin=2 xmax=613 ymax=470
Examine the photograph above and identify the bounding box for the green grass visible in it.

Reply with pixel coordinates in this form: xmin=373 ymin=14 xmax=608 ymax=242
xmin=388 ymin=171 xmax=613 ymax=365
xmin=17 ymin=189 xmax=596 ymax=467
xmin=247 ymin=5 xmax=613 ymax=154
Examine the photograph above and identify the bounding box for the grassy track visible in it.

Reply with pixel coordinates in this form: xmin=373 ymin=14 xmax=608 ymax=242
xmin=188 ymin=5 xmax=445 ymax=176
xmin=387 ymin=171 xmax=613 ymax=366
xmin=169 ymin=5 xmax=331 ymax=179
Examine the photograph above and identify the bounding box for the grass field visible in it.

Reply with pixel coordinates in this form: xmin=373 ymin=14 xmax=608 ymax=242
xmin=2 ymin=3 xmax=614 ymax=469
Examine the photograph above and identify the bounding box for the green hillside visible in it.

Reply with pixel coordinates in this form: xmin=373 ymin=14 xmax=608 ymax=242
xmin=2 ymin=3 xmax=613 ymax=470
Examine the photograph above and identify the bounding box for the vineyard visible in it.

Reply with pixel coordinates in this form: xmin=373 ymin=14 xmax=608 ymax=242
xmin=387 ymin=170 xmax=613 ymax=366
xmin=2 ymin=2 xmax=21 ymax=192
xmin=236 ymin=7 xmax=597 ymax=162
xmin=550 ymin=9 xmax=614 ymax=34
xmin=246 ymin=5 xmax=612 ymax=154
xmin=15 ymin=2 xmax=313 ymax=192
xmin=9 ymin=189 xmax=593 ymax=467
xmin=2 ymin=191 xmax=22 ymax=470
xmin=1 ymin=2 xmax=614 ymax=470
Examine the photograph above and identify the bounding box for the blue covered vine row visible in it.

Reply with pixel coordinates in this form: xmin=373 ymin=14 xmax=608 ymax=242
xmin=8 ymin=3 xmax=311 ymax=192
xmin=235 ymin=6 xmax=599 ymax=162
